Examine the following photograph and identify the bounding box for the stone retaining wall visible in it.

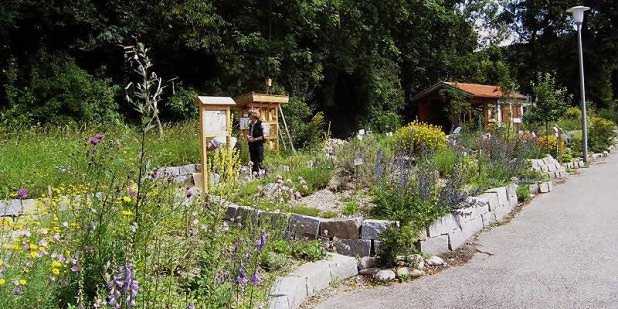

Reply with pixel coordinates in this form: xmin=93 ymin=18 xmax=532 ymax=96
xmin=222 ymin=181 xmax=559 ymax=258
xmin=268 ymin=254 xmax=357 ymax=309
xmin=529 ymin=155 xmax=568 ymax=179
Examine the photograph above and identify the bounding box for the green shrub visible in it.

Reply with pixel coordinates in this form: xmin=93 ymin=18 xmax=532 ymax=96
xmin=516 ymin=185 xmax=531 ymax=203
xmin=333 ymin=134 xmax=391 ymax=187
xmin=377 ymin=225 xmax=418 ymax=266
xmin=589 ymin=116 xmax=616 ymax=152
xmin=561 ymin=147 xmax=573 ymax=163
xmin=342 ymin=200 xmax=360 ymax=216
xmin=393 ymin=121 xmax=447 ymax=154
xmin=289 ymin=241 xmax=325 ymax=262
xmin=260 ymin=252 xmax=288 ymax=271
xmin=564 ymin=107 xmax=581 ymax=120
xmin=282 ymin=97 xmax=326 ymax=149
xmin=2 ymin=55 xmax=119 ymax=127
xmin=432 ymin=148 xmax=458 ymax=176
xmin=164 ymin=85 xmax=198 ymax=121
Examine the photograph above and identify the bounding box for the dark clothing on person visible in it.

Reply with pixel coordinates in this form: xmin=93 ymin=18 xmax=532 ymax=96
xmin=248 ymin=120 xmax=265 ymax=173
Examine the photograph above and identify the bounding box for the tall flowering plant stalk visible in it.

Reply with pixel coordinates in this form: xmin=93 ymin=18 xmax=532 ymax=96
xmin=122 ymin=41 xmax=165 ymax=233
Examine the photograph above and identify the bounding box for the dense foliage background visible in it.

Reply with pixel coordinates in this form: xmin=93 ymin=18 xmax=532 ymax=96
xmin=1 ymin=0 xmax=617 ymax=136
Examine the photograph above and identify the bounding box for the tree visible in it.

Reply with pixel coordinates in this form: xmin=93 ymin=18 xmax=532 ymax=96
xmin=524 ymin=72 xmax=570 ymax=148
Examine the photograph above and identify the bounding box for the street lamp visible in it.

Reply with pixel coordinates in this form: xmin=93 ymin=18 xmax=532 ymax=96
xmin=567 ymin=5 xmax=590 ymax=163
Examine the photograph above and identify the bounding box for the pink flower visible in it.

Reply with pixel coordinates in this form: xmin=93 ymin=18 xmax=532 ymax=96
xmin=88 ymin=133 xmax=105 ymax=145
xmin=16 ymin=188 xmax=28 ymax=199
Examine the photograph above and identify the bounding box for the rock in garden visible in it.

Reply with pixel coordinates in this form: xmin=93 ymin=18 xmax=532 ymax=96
xmin=410 ymin=269 xmax=426 ymax=278
xmin=373 ymin=269 xmax=396 ymax=282
xmin=359 ymin=267 xmax=380 ymax=276
xmin=426 ymin=256 xmax=446 ymax=266
xmin=395 ymin=267 xmax=411 ymax=279
xmin=407 ymin=254 xmax=425 ymax=270
xmin=358 ymin=256 xmax=379 ymax=270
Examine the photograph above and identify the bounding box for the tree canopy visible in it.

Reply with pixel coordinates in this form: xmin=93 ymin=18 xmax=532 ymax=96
xmin=1 ymin=0 xmax=617 ymax=136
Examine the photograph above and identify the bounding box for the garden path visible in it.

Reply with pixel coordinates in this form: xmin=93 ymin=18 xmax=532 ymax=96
xmin=313 ymin=153 xmax=618 ymax=308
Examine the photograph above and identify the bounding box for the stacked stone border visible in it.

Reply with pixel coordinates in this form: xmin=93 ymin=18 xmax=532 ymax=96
xmin=267 ymin=253 xmax=357 ymax=309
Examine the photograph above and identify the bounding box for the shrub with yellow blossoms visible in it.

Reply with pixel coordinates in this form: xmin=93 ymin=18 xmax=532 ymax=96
xmin=393 ymin=121 xmax=447 ymax=154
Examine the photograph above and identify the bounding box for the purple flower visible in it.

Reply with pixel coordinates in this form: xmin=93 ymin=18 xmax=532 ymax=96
xmin=88 ymin=133 xmax=105 ymax=146
xmin=186 ymin=187 xmax=195 ymax=199
xmin=256 ymin=232 xmax=268 ymax=251
xmin=235 ymin=266 xmax=248 ymax=286
xmin=250 ymin=272 xmax=262 ymax=286
xmin=107 ymin=264 xmax=139 ymax=308
xmin=187 ymin=304 xmax=195 ymax=309
xmin=70 ymin=257 xmax=81 ymax=272
xmin=127 ymin=186 xmax=137 ymax=198
xmin=16 ymin=188 xmax=28 ymax=200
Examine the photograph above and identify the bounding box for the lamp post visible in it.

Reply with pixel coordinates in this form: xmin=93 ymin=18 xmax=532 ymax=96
xmin=567 ymin=5 xmax=590 ymax=163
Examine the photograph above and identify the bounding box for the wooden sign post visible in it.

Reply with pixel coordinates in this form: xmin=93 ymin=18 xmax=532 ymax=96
xmin=195 ymin=96 xmax=236 ymax=194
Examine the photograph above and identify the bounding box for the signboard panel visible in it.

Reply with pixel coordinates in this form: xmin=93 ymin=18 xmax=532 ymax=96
xmin=202 ymin=110 xmax=227 ymax=137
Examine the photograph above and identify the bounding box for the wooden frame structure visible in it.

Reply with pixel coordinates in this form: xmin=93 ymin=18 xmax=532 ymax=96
xmin=194 ymin=96 xmax=236 ymax=194
xmin=235 ymin=92 xmax=289 ymax=151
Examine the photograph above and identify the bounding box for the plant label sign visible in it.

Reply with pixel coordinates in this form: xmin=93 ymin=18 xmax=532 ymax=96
xmin=262 ymin=123 xmax=270 ymax=137
xmin=239 ymin=117 xmax=250 ymax=130
xmin=353 ymin=157 xmax=364 ymax=166
xmin=202 ymin=110 xmax=227 ymax=137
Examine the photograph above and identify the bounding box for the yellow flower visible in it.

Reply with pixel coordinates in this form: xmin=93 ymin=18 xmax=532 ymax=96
xmin=29 ymin=243 xmax=39 ymax=251
xmin=121 ymin=196 xmax=132 ymax=204
xmin=121 ymin=210 xmax=133 ymax=217
xmin=18 ymin=279 xmax=27 ymax=286
xmin=51 ymin=261 xmax=63 ymax=269
xmin=51 ymin=268 xmax=60 ymax=276
xmin=0 ymin=260 xmax=3 ymax=267
xmin=30 ymin=250 xmax=39 ymax=258
xmin=0 ymin=278 xmax=5 ymax=286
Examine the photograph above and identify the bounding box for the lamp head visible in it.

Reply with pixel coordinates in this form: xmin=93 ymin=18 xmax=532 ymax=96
xmin=567 ymin=6 xmax=590 ymax=24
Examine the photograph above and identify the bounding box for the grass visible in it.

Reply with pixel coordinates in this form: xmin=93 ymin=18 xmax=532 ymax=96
xmin=0 ymin=121 xmax=200 ymax=199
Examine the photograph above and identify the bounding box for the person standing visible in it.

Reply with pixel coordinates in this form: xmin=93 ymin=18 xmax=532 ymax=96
xmin=247 ymin=110 xmax=265 ymax=175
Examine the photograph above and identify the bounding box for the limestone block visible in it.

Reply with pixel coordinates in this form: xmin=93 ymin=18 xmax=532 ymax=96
xmin=236 ymin=206 xmax=261 ymax=225
xmin=427 ymin=213 xmax=459 ymax=237
xmin=361 ymin=219 xmax=399 ymax=240
xmin=539 ymin=181 xmax=552 ymax=193
xmin=485 ymin=186 xmax=509 ymax=208
xmin=259 ymin=211 xmax=290 ymax=231
xmin=506 ymin=183 xmax=518 ymax=207
xmin=287 ymin=214 xmax=321 ymax=240
xmin=419 ymin=234 xmax=450 ymax=255
xmin=319 ymin=217 xmax=362 ymax=239
xmin=475 ymin=192 xmax=500 ymax=211
xmin=333 ymin=239 xmax=371 ymax=257
xmin=268 ymin=276 xmax=307 ymax=309
xmin=481 ymin=211 xmax=498 ymax=227
xmin=529 ymin=183 xmax=539 ymax=194
xmin=225 ymin=204 xmax=239 ymax=221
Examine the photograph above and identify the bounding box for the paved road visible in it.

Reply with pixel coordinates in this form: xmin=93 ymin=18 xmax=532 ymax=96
xmin=315 ymin=154 xmax=618 ymax=309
